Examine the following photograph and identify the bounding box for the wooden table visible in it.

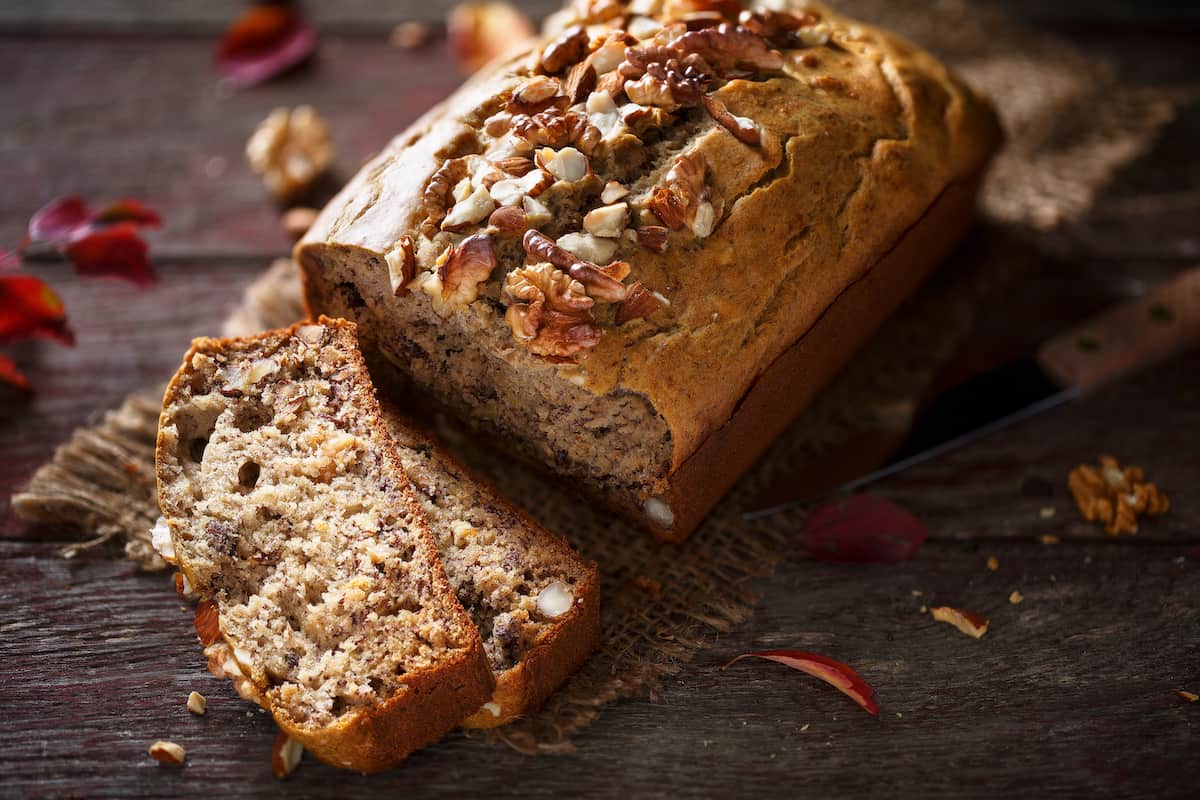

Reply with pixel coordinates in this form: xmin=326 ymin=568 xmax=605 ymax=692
xmin=2 ymin=2 xmax=1198 ymax=796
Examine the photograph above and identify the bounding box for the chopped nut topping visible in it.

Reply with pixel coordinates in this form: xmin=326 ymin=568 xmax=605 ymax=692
xmin=187 ymin=691 xmax=207 ymax=715
xmin=151 ymin=516 xmax=175 ymax=563
xmin=384 ymin=236 xmax=416 ymax=296
xmin=194 ymin=598 xmax=221 ymax=646
xmin=615 ymin=281 xmax=668 ymax=324
xmin=1068 ymin=455 xmax=1169 ymax=535
xmin=738 ymin=8 xmax=823 ymax=49
xmin=585 ymin=91 xmax=626 ymax=139
xmin=488 ymin=205 xmax=528 ymax=236
xmin=555 ymin=232 xmax=619 ymax=270
xmin=702 ymin=93 xmax=762 ymax=145
xmin=245 ymin=106 xmax=332 ymax=200
xmin=635 ymin=225 xmax=670 ymax=252
xmin=537 ymin=146 xmax=590 ymax=182
xmin=418 ymin=233 xmax=497 ymax=316
xmin=272 ymin=732 xmax=304 ymax=779
xmin=629 ymin=15 xmax=665 ymax=40
xmin=502 ymin=262 xmax=602 ymax=357
xmin=588 ymin=32 xmax=637 ymax=75
xmin=583 ymin=202 xmax=629 ymax=238
xmin=601 ymin=180 xmax=630 ymax=204
xmin=512 ymin=109 xmax=601 ymax=154
xmin=564 ymin=61 xmax=598 ymax=104
xmin=523 ymin=230 xmax=628 ymax=302
xmin=490 ymin=168 xmax=554 ymax=206
xmin=929 ymin=605 xmax=989 ymax=639
xmin=149 ymin=740 xmax=186 ymax=766
xmin=523 ymin=195 xmax=553 ymax=227
xmin=648 ymin=150 xmax=707 ymax=231
xmin=493 ymin=155 xmax=536 ymax=176
xmin=622 ymin=53 xmax=713 ymax=110
xmin=540 ymin=24 xmax=589 ymax=74
xmin=422 ymin=157 xmax=470 ymax=232
xmin=441 ymin=184 xmax=497 ymax=231
xmin=1008 ymin=590 xmax=1024 ymax=605
xmin=986 ymin=555 xmax=999 ymax=571
xmin=510 ymin=75 xmax=564 ymax=113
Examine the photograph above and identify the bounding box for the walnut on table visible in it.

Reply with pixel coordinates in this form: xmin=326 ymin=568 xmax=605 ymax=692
xmin=1067 ymin=455 xmax=1169 ymax=535
xmin=245 ymin=106 xmax=333 ymax=201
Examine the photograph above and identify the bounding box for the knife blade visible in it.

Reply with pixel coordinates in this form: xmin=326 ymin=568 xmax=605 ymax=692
xmin=743 ymin=265 xmax=1200 ymax=519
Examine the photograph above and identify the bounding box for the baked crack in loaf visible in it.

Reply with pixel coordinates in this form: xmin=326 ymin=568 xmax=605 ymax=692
xmin=155 ymin=319 xmax=494 ymax=772
xmin=297 ymin=0 xmax=1003 ymax=541
xmin=382 ymin=409 xmax=599 ymax=727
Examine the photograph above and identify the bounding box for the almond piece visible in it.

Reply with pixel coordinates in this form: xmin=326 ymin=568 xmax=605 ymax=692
xmin=194 ymin=598 xmax=221 ymax=646
xmin=272 ymin=731 xmax=304 ymax=779
xmin=186 ymin=691 xmax=207 ymax=716
xmin=149 ymin=740 xmax=186 ymax=766
xmin=583 ymin=202 xmax=629 ymax=238
xmin=929 ymin=605 xmax=989 ymax=639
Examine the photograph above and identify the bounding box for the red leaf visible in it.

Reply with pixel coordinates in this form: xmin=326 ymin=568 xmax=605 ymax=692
xmin=0 ymin=274 xmax=74 ymax=345
xmin=65 ymin=225 xmax=155 ymax=286
xmin=91 ymin=198 xmax=162 ymax=228
xmin=0 ymin=249 xmax=20 ymax=273
xmin=216 ymin=5 xmax=318 ymax=88
xmin=28 ymin=196 xmax=90 ymax=246
xmin=0 ymin=354 xmax=32 ymax=391
xmin=723 ymin=650 xmax=879 ymax=716
xmin=801 ymin=494 xmax=927 ymax=564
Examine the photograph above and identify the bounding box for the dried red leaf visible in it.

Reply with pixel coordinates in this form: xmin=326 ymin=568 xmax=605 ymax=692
xmin=801 ymin=495 xmax=927 ymax=564
xmin=0 ymin=274 xmax=74 ymax=346
xmin=65 ymin=225 xmax=155 ymax=286
xmin=27 ymin=196 xmax=90 ymax=245
xmin=216 ymin=4 xmax=318 ymax=88
xmin=0 ymin=354 xmax=31 ymax=391
xmin=91 ymin=198 xmax=162 ymax=228
xmin=722 ymin=649 xmax=879 ymax=716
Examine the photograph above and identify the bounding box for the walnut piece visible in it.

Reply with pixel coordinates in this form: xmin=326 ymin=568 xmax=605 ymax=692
xmin=615 ymin=281 xmax=668 ymax=323
xmin=385 ymin=236 xmax=416 ymax=296
xmin=648 ymin=150 xmax=707 ymax=231
xmin=186 ymin=691 xmax=207 ymax=715
xmin=417 ymin=233 xmax=497 ymax=316
xmin=149 ymin=740 xmax=186 ymax=766
xmin=502 ymin=262 xmax=602 ymax=357
xmin=523 ymin=229 xmax=628 ymax=302
xmin=702 ymin=93 xmax=762 ymax=145
xmin=929 ymin=605 xmax=989 ymax=639
xmin=512 ymin=109 xmax=601 ymax=154
xmin=422 ymin=157 xmax=470 ymax=233
xmin=1068 ymin=455 xmax=1170 ymax=535
xmin=540 ymin=24 xmax=589 ymax=74
xmin=245 ymin=106 xmax=333 ymax=200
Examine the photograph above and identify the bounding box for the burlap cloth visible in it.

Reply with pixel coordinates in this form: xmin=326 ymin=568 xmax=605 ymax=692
xmin=12 ymin=0 xmax=1175 ymax=753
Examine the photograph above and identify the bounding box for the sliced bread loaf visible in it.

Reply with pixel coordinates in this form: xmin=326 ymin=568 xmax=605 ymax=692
xmin=382 ymin=409 xmax=599 ymax=727
xmin=155 ymin=318 xmax=493 ymax=773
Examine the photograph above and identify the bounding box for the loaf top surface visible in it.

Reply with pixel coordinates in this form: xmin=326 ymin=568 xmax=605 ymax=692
xmin=300 ymin=0 xmax=1002 ymax=468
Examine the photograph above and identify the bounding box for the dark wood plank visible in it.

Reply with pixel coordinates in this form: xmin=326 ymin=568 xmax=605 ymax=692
xmin=0 ymin=36 xmax=464 ymax=257
xmin=1 ymin=536 xmax=1195 ymax=797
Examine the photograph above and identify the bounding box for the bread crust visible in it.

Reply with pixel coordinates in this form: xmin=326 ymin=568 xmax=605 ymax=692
xmin=296 ymin=1 xmax=1003 ymax=540
xmin=379 ymin=406 xmax=600 ymax=728
xmin=156 ymin=318 xmax=494 ymax=773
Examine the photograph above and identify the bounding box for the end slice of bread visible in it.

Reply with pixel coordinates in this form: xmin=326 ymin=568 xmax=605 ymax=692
xmin=155 ymin=318 xmax=493 ymax=773
xmin=383 ymin=410 xmax=599 ymax=727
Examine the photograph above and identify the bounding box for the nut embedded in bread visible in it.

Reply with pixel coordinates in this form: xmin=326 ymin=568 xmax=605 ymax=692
xmin=382 ymin=408 xmax=599 ymax=727
xmin=155 ymin=318 xmax=494 ymax=773
xmin=296 ymin=0 xmax=1003 ymax=541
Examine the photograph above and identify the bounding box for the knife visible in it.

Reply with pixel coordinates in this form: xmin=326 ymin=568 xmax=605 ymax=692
xmin=743 ymin=265 xmax=1200 ymax=519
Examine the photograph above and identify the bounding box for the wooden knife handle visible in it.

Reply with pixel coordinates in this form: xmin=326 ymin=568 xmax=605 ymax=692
xmin=1037 ymin=266 xmax=1200 ymax=389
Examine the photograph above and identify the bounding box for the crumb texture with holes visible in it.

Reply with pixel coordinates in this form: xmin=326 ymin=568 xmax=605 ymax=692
xmin=155 ymin=318 xmax=493 ymax=773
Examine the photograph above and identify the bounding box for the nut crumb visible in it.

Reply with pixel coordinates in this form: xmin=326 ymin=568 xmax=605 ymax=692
xmin=1068 ymin=455 xmax=1169 ymax=535
xmin=1008 ymin=590 xmax=1024 ymax=605
xmin=986 ymin=555 xmax=999 ymax=571
xmin=245 ymin=106 xmax=332 ymax=200
xmin=149 ymin=740 xmax=186 ymax=765
xmin=186 ymin=691 xmax=206 ymax=715
xmin=1176 ymin=689 xmax=1198 ymax=703
xmin=1039 ymin=534 xmax=1061 ymax=545
xmin=272 ymin=731 xmax=304 ymax=779
xmin=929 ymin=605 xmax=989 ymax=639
xmin=1039 ymin=506 xmax=1056 ymax=519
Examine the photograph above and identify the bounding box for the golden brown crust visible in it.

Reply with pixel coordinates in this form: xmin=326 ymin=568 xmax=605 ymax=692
xmin=155 ymin=318 xmax=494 ymax=773
xmin=297 ymin=1 xmax=1003 ymax=540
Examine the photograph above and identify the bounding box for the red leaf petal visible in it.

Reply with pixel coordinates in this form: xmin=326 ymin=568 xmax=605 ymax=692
xmin=27 ymin=196 xmax=91 ymax=246
xmin=0 ymin=353 xmax=32 ymax=391
xmin=91 ymin=198 xmax=162 ymax=228
xmin=216 ymin=5 xmax=318 ymax=88
xmin=65 ymin=225 xmax=155 ymax=286
xmin=723 ymin=650 xmax=879 ymax=716
xmin=802 ymin=494 xmax=927 ymax=564
xmin=0 ymin=274 xmax=74 ymax=346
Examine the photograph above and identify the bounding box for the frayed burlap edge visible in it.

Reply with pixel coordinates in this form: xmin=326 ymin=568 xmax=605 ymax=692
xmin=11 ymin=0 xmax=1180 ymax=754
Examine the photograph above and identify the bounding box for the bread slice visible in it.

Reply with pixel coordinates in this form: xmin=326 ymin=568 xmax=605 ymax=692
xmin=382 ymin=408 xmax=599 ymax=727
xmin=155 ymin=318 xmax=493 ymax=773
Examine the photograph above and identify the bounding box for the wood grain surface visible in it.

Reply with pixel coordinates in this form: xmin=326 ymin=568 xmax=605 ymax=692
xmin=1 ymin=1 xmax=1198 ymax=797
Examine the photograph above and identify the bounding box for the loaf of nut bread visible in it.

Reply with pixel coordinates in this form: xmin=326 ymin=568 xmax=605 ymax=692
xmin=155 ymin=319 xmax=494 ymax=772
xmin=296 ymin=0 xmax=1003 ymax=541
xmin=382 ymin=407 xmax=599 ymax=727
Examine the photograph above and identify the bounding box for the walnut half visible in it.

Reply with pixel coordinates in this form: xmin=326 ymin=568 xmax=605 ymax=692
xmin=502 ymin=262 xmax=602 ymax=357
xmin=414 ymin=233 xmax=498 ymax=317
